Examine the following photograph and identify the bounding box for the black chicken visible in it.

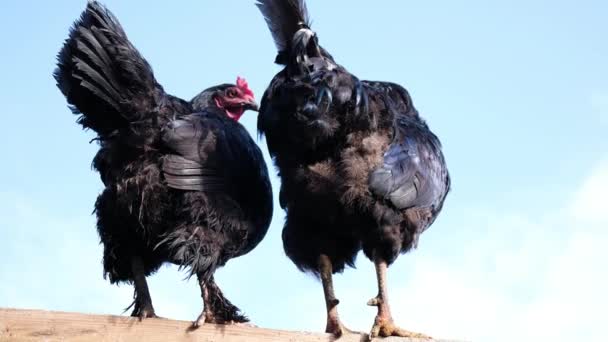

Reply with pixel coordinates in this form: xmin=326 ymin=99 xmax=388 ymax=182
xmin=256 ymin=0 xmax=450 ymax=338
xmin=54 ymin=1 xmax=272 ymax=326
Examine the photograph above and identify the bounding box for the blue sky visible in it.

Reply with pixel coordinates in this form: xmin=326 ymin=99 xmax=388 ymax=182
xmin=0 ymin=1 xmax=607 ymax=341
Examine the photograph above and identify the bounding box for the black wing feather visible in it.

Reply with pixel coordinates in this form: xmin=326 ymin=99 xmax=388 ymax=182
xmin=161 ymin=111 xmax=272 ymax=198
xmin=161 ymin=114 xmax=227 ymax=192
xmin=369 ymin=115 xmax=449 ymax=210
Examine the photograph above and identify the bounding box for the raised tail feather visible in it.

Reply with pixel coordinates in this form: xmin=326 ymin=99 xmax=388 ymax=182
xmin=54 ymin=1 xmax=164 ymax=138
xmin=256 ymin=0 xmax=311 ymax=52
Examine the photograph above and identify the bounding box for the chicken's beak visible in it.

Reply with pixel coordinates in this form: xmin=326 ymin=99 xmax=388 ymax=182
xmin=242 ymin=97 xmax=259 ymax=112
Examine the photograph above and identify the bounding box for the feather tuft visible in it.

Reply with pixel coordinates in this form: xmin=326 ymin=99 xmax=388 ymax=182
xmin=255 ymin=0 xmax=311 ymax=52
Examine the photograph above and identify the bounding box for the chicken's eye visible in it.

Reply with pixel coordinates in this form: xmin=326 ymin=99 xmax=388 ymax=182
xmin=227 ymin=88 xmax=238 ymax=98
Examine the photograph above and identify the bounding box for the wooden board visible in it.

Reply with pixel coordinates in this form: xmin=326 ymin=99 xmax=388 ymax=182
xmin=0 ymin=308 xmax=463 ymax=342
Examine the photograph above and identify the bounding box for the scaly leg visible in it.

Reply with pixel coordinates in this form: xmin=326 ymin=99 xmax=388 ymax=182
xmin=192 ymin=276 xmax=248 ymax=328
xmin=129 ymin=255 xmax=157 ymax=319
xmin=319 ymin=254 xmax=356 ymax=337
xmin=368 ymin=258 xmax=430 ymax=339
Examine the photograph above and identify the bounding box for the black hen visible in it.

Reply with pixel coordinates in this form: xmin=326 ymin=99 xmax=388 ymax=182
xmin=256 ymin=0 xmax=450 ymax=338
xmin=55 ymin=1 xmax=272 ymax=326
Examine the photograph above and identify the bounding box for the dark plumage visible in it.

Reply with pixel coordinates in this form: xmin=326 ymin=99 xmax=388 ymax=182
xmin=256 ymin=0 xmax=450 ymax=338
xmin=55 ymin=1 xmax=272 ymax=326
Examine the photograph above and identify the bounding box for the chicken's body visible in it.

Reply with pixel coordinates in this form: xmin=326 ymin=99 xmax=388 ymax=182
xmin=55 ymin=2 xmax=272 ymax=325
xmin=256 ymin=0 xmax=450 ymax=337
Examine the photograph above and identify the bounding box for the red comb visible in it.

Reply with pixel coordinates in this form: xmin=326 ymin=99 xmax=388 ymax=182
xmin=236 ymin=76 xmax=254 ymax=98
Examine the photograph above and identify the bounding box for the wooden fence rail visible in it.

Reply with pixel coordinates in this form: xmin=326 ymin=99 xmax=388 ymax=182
xmin=0 ymin=308 xmax=463 ymax=342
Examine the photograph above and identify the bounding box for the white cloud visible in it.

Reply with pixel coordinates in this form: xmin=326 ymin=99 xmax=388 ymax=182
xmin=520 ymin=231 xmax=608 ymax=341
xmin=384 ymin=233 xmax=604 ymax=342
xmin=571 ymin=160 xmax=608 ymax=226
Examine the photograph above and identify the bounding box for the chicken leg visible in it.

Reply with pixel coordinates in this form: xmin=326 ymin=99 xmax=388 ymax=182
xmin=367 ymin=257 xmax=430 ymax=339
xmin=318 ymin=254 xmax=356 ymax=337
xmin=129 ymin=255 xmax=157 ymax=319
xmin=192 ymin=275 xmax=248 ymax=328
